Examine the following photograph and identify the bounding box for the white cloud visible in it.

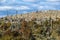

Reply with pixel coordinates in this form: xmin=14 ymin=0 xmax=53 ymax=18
xmin=50 ymin=2 xmax=60 ymax=5
xmin=16 ymin=6 xmax=30 ymax=10
xmin=38 ymin=5 xmax=56 ymax=10
xmin=0 ymin=6 xmax=30 ymax=10
xmin=38 ymin=6 xmax=44 ymax=10
xmin=31 ymin=4 xmax=39 ymax=7
xmin=39 ymin=2 xmax=60 ymax=6
xmin=0 ymin=6 xmax=13 ymax=10
xmin=22 ymin=0 xmax=35 ymax=2
xmin=12 ymin=0 xmax=15 ymax=2
xmin=46 ymin=0 xmax=60 ymax=2
xmin=0 ymin=0 xmax=6 ymax=2
xmin=0 ymin=0 xmax=17 ymax=3
xmin=39 ymin=6 xmax=44 ymax=9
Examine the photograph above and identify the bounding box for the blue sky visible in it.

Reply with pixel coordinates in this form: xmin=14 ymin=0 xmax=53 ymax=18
xmin=0 ymin=0 xmax=60 ymax=17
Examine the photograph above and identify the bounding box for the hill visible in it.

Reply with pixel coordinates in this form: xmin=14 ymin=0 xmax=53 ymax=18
xmin=11 ymin=10 xmax=60 ymax=21
xmin=0 ymin=10 xmax=60 ymax=40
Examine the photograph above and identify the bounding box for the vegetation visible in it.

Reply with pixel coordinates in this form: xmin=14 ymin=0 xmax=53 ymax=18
xmin=0 ymin=10 xmax=60 ymax=40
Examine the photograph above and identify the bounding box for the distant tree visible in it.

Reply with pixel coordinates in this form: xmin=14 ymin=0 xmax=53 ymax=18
xmin=36 ymin=10 xmax=39 ymax=13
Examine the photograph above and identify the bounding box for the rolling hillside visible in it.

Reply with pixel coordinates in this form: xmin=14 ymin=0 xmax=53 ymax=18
xmin=11 ymin=10 xmax=60 ymax=20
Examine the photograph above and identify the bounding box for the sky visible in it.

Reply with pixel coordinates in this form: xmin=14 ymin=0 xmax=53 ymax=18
xmin=0 ymin=0 xmax=60 ymax=17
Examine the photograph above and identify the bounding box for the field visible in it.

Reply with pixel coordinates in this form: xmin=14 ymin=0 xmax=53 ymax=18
xmin=0 ymin=10 xmax=60 ymax=40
